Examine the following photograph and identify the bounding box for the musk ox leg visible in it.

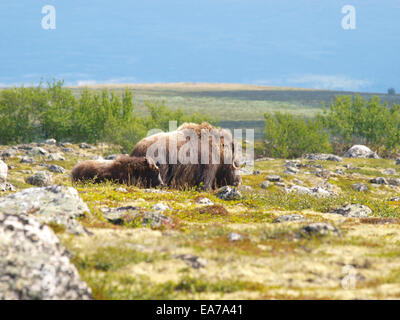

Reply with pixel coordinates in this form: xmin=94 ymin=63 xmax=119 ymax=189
xmin=199 ymin=165 xmax=219 ymax=190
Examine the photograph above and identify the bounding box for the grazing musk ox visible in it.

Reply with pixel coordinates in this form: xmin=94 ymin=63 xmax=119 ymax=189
xmin=71 ymin=155 xmax=163 ymax=188
xmin=130 ymin=122 xmax=242 ymax=189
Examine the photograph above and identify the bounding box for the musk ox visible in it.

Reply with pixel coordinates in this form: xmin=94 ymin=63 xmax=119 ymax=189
xmin=71 ymin=155 xmax=164 ymax=187
xmin=130 ymin=122 xmax=242 ymax=190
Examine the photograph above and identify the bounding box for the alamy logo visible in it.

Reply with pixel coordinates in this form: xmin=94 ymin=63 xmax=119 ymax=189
xmin=144 ymin=122 xmax=254 ymax=168
xmin=42 ymin=5 xmax=56 ymax=30
xmin=341 ymin=5 xmax=356 ymax=30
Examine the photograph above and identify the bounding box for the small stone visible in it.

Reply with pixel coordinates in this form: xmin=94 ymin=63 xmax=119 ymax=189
xmin=370 ymin=177 xmax=388 ymax=185
xmin=330 ymin=203 xmax=372 ymax=218
xmin=335 ymin=169 xmax=345 ymax=175
xmin=383 ymin=168 xmax=397 ymax=175
xmin=152 ymin=203 xmax=171 ymax=212
xmin=44 ymin=139 xmax=56 ymax=145
xmin=20 ymin=156 xmax=35 ymax=164
xmin=26 ymin=171 xmax=53 ymax=187
xmin=260 ymin=181 xmax=271 ymax=189
xmin=101 ymin=206 xmax=141 ymax=225
xmin=292 ymin=178 xmax=304 ymax=185
xmin=284 ymin=166 xmax=300 ymax=175
xmin=303 ymin=153 xmax=343 ymax=162
xmin=299 ymin=223 xmax=340 ymax=238
xmin=174 ymin=254 xmax=207 ymax=269
xmin=197 ymin=197 xmax=214 ymax=205
xmin=352 ymin=183 xmax=369 ymax=192
xmin=388 ymin=178 xmax=400 ymax=186
xmin=0 ymin=182 xmax=16 ymax=192
xmin=217 ymin=186 xmax=242 ymax=200
xmin=48 ymin=164 xmax=66 ymax=174
xmin=1 ymin=149 xmax=16 ymax=158
xmin=27 ymin=147 xmax=48 ymax=157
xmin=273 ymin=214 xmax=305 ymax=223
xmin=79 ymin=143 xmax=92 ymax=149
xmin=114 ymin=187 xmax=128 ymax=193
xmin=314 ymin=169 xmax=331 ymax=179
xmin=47 ymin=153 xmax=65 ymax=161
xmin=266 ymin=175 xmax=282 ymax=182
xmin=228 ymin=232 xmax=242 ymax=241
xmin=62 ymin=148 xmax=74 ymax=153
xmin=252 ymin=170 xmax=261 ymax=175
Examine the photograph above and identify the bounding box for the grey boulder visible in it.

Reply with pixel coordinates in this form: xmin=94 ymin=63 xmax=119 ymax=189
xmin=26 ymin=171 xmax=53 ymax=187
xmin=0 ymin=212 xmax=92 ymax=299
xmin=0 ymin=186 xmax=90 ymax=235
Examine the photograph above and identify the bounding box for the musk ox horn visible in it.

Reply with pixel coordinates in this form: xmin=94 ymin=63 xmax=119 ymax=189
xmin=232 ymin=159 xmax=240 ymax=169
xmin=145 ymin=156 xmax=158 ymax=168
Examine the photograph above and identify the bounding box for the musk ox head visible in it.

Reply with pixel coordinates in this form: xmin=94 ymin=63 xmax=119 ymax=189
xmin=215 ymin=140 xmax=242 ymax=188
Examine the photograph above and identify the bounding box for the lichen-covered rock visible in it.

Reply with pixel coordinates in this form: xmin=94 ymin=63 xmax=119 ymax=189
xmin=26 ymin=171 xmax=53 ymax=186
xmin=48 ymin=164 xmax=66 ymax=174
xmin=174 ymin=254 xmax=207 ymax=269
xmin=266 ymin=175 xmax=282 ymax=182
xmin=0 ymin=149 xmax=16 ymax=158
xmin=0 ymin=160 xmax=7 ymax=182
xmin=47 ymin=153 xmax=65 ymax=161
xmin=20 ymin=156 xmax=35 ymax=164
xmin=152 ymin=203 xmax=171 ymax=212
xmin=27 ymin=147 xmax=48 ymax=157
xmin=101 ymin=206 xmax=174 ymax=228
xmin=44 ymin=139 xmax=57 ymax=145
xmin=285 ymin=185 xmax=334 ymax=197
xmin=344 ymin=145 xmax=379 ymax=159
xmin=0 ymin=182 xmax=16 ymax=192
xmin=299 ymin=223 xmax=341 ymax=238
xmin=370 ymin=177 xmax=388 ymax=185
xmin=0 ymin=212 xmax=92 ymax=300
xmin=273 ymin=214 xmax=306 ymax=223
xmin=228 ymin=232 xmax=243 ymax=241
xmin=79 ymin=143 xmax=92 ymax=149
xmin=383 ymin=168 xmax=397 ymax=175
xmin=303 ymin=153 xmax=343 ymax=162
xmin=196 ymin=197 xmax=214 ymax=205
xmin=260 ymin=181 xmax=271 ymax=189
xmin=284 ymin=166 xmax=300 ymax=175
xmin=330 ymin=204 xmax=372 ymax=218
xmin=217 ymin=186 xmax=242 ymax=200
xmin=0 ymin=186 xmax=90 ymax=235
xmin=352 ymin=183 xmax=369 ymax=192
xmin=388 ymin=178 xmax=400 ymax=186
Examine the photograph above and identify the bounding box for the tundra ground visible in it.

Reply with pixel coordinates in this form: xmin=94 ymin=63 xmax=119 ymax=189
xmin=2 ymin=143 xmax=400 ymax=299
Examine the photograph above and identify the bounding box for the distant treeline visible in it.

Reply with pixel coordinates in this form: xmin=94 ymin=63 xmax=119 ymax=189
xmin=0 ymin=80 xmax=212 ymax=152
xmin=264 ymin=95 xmax=400 ymax=158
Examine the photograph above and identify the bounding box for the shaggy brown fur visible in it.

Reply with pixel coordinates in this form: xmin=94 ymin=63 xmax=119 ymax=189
xmin=130 ymin=122 xmax=241 ymax=190
xmin=71 ymin=155 xmax=163 ymax=188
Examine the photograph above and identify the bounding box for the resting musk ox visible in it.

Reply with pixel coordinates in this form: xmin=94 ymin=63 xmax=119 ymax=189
xmin=130 ymin=122 xmax=242 ymax=190
xmin=71 ymin=155 xmax=164 ymax=187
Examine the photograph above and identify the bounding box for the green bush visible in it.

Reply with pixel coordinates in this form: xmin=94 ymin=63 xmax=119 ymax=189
xmin=0 ymin=80 xmax=212 ymax=153
xmin=263 ymin=95 xmax=400 ymax=158
xmin=264 ymin=112 xmax=332 ymax=158
xmin=323 ymin=95 xmax=400 ymax=152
